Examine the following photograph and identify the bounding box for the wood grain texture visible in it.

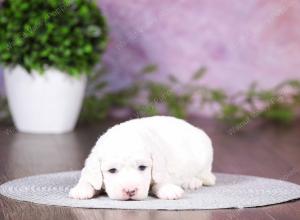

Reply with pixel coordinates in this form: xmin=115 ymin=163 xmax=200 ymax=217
xmin=0 ymin=117 xmax=299 ymax=220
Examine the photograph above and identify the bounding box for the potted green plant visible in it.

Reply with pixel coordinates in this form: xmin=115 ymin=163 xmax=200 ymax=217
xmin=0 ymin=0 xmax=108 ymax=133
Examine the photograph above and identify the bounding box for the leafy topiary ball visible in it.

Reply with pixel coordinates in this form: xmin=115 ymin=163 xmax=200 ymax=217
xmin=0 ymin=0 xmax=108 ymax=76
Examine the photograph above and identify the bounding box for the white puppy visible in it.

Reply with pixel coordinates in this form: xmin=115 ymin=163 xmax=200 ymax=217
xmin=69 ymin=116 xmax=216 ymax=200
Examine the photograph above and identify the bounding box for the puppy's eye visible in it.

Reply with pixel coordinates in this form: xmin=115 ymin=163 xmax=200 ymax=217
xmin=108 ymin=168 xmax=118 ymax=174
xmin=138 ymin=165 xmax=147 ymax=171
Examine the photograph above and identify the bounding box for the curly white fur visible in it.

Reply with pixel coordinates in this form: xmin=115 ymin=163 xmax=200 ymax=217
xmin=69 ymin=116 xmax=216 ymax=200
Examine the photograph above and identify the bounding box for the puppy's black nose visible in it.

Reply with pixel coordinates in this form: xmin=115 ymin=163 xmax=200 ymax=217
xmin=123 ymin=188 xmax=137 ymax=197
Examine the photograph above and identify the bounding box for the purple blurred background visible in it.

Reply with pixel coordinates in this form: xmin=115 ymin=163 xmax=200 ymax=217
xmin=1 ymin=0 xmax=300 ymax=94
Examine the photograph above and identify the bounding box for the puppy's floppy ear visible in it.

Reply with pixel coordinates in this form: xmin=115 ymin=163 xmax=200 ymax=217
xmin=80 ymin=151 xmax=103 ymax=190
xmin=150 ymin=147 xmax=168 ymax=184
xmin=141 ymin=129 xmax=168 ymax=184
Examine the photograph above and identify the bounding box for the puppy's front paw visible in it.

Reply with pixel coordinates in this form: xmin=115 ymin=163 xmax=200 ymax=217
xmin=153 ymin=184 xmax=184 ymax=200
xmin=69 ymin=182 xmax=97 ymax=200
xmin=182 ymin=178 xmax=203 ymax=191
xmin=202 ymin=172 xmax=216 ymax=186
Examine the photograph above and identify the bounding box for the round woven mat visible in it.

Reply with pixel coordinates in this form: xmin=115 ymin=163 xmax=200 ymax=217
xmin=1 ymin=171 xmax=300 ymax=210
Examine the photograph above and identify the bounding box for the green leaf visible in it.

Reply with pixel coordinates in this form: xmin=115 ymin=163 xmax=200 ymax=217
xmin=148 ymin=83 xmax=171 ymax=102
xmin=219 ymin=104 xmax=248 ymax=125
xmin=286 ymin=80 xmax=300 ymax=89
xmin=210 ymin=89 xmax=227 ymax=103
xmin=140 ymin=64 xmax=158 ymax=74
xmin=83 ymin=44 xmax=93 ymax=53
xmin=192 ymin=67 xmax=206 ymax=80
xmin=95 ymin=81 xmax=107 ymax=90
xmin=79 ymin=5 xmax=89 ymax=16
xmin=245 ymin=82 xmax=258 ymax=102
xmin=168 ymin=74 xmax=178 ymax=83
xmin=258 ymin=91 xmax=277 ymax=102
xmin=221 ymin=104 xmax=239 ymax=116
xmin=86 ymin=25 xmax=102 ymax=37
xmin=136 ymin=105 xmax=159 ymax=117
xmin=1 ymin=53 xmax=11 ymax=60
xmin=20 ymin=3 xmax=30 ymax=10
xmin=14 ymin=36 xmax=23 ymax=46
xmin=262 ymin=104 xmax=295 ymax=124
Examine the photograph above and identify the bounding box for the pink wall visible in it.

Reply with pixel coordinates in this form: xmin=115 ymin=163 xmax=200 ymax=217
xmin=1 ymin=0 xmax=300 ymax=94
xmin=99 ymin=0 xmax=300 ymax=93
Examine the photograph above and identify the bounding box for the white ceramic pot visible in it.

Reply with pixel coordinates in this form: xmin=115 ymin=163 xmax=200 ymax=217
xmin=4 ymin=66 xmax=87 ymax=134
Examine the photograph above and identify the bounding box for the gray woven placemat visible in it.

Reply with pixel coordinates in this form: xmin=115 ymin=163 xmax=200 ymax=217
xmin=1 ymin=171 xmax=300 ymax=210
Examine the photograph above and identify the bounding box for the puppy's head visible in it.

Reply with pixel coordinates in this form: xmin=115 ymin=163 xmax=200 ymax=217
xmin=93 ymin=125 xmax=166 ymax=200
xmin=101 ymin=149 xmax=152 ymax=200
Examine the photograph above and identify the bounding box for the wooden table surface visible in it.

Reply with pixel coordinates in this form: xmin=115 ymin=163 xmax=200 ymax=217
xmin=0 ymin=117 xmax=299 ymax=220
